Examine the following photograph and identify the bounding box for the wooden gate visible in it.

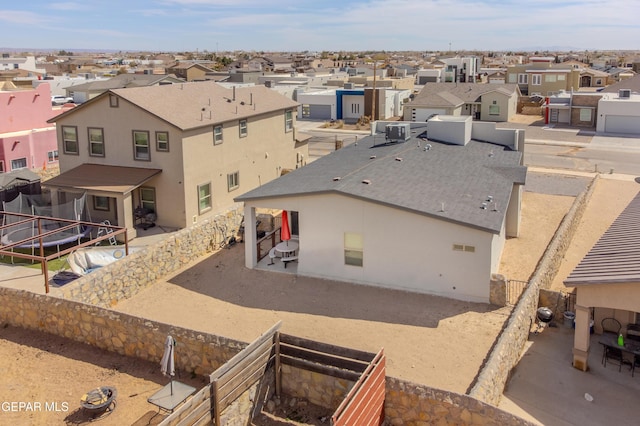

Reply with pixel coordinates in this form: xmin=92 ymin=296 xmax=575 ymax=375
xmin=331 ymin=349 xmax=386 ymax=426
xmin=506 ymin=279 xmax=529 ymax=306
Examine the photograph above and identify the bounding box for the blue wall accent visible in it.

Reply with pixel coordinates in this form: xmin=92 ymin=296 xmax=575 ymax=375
xmin=336 ymin=90 xmax=365 ymax=119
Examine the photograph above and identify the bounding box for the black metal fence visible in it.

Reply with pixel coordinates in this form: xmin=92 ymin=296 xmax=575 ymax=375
xmin=506 ymin=279 xmax=529 ymax=306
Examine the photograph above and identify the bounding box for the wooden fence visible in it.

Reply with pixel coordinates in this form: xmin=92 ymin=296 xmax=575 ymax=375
xmin=160 ymin=322 xmax=385 ymax=426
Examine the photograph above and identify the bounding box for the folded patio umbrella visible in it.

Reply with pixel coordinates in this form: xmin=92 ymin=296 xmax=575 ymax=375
xmin=160 ymin=335 xmax=176 ymax=394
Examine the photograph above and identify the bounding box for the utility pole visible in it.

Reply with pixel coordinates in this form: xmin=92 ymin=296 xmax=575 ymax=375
xmin=372 ymin=61 xmax=377 ymax=122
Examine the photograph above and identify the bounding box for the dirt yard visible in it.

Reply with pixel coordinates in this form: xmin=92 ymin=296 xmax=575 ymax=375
xmin=1 ymin=173 xmax=637 ymax=426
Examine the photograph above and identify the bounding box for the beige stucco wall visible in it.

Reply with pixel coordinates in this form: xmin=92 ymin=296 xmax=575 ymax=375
xmin=245 ymin=193 xmax=499 ymax=302
xmin=480 ymin=91 xmax=515 ymax=122
xmin=54 ymin=95 xmax=307 ymax=231
xmin=577 ymin=282 xmax=640 ymax=313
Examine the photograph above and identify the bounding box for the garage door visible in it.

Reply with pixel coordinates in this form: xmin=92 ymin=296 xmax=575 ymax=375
xmin=308 ymin=105 xmax=332 ymax=120
xmin=605 ymin=115 xmax=640 ymax=135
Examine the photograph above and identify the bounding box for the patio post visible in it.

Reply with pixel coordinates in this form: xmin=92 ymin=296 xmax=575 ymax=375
xmin=572 ymin=304 xmax=591 ymax=371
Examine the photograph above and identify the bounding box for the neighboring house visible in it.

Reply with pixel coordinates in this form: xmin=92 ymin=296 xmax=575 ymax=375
xmin=579 ymin=68 xmax=609 ymax=89
xmin=595 ymin=90 xmax=640 ymax=135
xmin=45 ymin=82 xmax=306 ymax=239
xmin=565 ymin=191 xmax=640 ymax=372
xmin=599 ymin=74 xmax=640 ymax=94
xmin=506 ymin=58 xmax=580 ymax=96
xmin=0 ymin=83 xmax=59 ymax=173
xmin=63 ymin=73 xmax=184 ymax=103
xmin=437 ymin=56 xmax=480 ymax=83
xmin=404 ymin=83 xmax=520 ymax=122
xmin=543 ymin=92 xmax=602 ymax=128
xmin=236 ymin=118 xmax=526 ymax=303
xmin=0 ymin=55 xmax=46 ymax=75
xmin=167 ymin=62 xmax=214 ymax=81
xmin=415 ymin=68 xmax=442 ymax=84
xmin=296 ymin=87 xmax=410 ymax=121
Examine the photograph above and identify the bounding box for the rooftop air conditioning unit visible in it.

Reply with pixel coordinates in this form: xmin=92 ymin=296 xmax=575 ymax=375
xmin=619 ymin=89 xmax=631 ymax=99
xmin=385 ymin=123 xmax=411 ymax=143
xmin=344 ymin=82 xmax=354 ymax=89
xmin=264 ymin=80 xmax=273 ymax=88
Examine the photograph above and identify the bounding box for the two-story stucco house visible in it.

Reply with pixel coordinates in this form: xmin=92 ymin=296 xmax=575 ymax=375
xmin=46 ymin=82 xmax=306 ymax=239
xmin=505 ymin=57 xmax=580 ymax=96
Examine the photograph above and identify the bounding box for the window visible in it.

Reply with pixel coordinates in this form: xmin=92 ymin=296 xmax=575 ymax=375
xmin=344 ymin=232 xmax=363 ymax=267
xmin=109 ymin=94 xmax=119 ymax=107
xmin=140 ymin=187 xmax=156 ymax=212
xmin=532 ymin=74 xmax=542 ymax=85
xmin=11 ymin=158 xmax=27 ymax=170
xmin=517 ymin=74 xmax=528 ymax=84
xmin=93 ymin=196 xmax=110 ymax=211
xmin=88 ymin=127 xmax=105 ymax=157
xmin=197 ymin=183 xmax=212 ymax=214
xmin=227 ymin=171 xmax=239 ymax=192
xmin=351 ymin=103 xmax=360 ymax=114
xmin=62 ymin=126 xmax=78 ymax=154
xmin=213 ymin=125 xmax=223 ymax=145
xmin=489 ymin=103 xmax=500 ymax=116
xmin=508 ymin=74 xmax=517 ymax=83
xmin=453 ymin=244 xmax=475 ymax=253
xmin=545 ymin=74 xmax=557 ymax=83
xmin=133 ymin=130 xmax=150 ymax=160
xmin=285 ymin=110 xmax=293 ymax=132
xmin=558 ymin=74 xmax=566 ymax=81
xmin=156 ymin=131 xmax=169 ymax=152
xmin=0 ymin=161 xmax=4 ymax=172
xmin=579 ymin=108 xmax=592 ymax=122
xmin=47 ymin=150 xmax=59 ymax=162
xmin=239 ymin=119 xmax=248 ymax=138
xmin=302 ymin=104 xmax=310 ymax=118
xmin=595 ymin=78 xmax=602 ymax=85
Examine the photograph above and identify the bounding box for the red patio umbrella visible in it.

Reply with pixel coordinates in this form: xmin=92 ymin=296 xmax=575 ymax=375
xmin=281 ymin=210 xmax=291 ymax=244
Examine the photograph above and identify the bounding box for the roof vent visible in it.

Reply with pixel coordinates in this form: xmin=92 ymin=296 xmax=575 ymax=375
xmin=481 ymin=202 xmax=488 ymax=210
xmin=395 ymin=157 xmax=403 ymax=162
xmin=362 ymin=179 xmax=371 ymax=185
xmin=333 ymin=176 xmax=342 ymax=181
xmin=488 ymin=151 xmax=494 ymax=157
xmin=370 ymin=155 xmax=376 ymax=159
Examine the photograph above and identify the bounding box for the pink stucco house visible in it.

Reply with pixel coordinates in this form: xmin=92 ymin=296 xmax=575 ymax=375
xmin=0 ymin=83 xmax=61 ymax=173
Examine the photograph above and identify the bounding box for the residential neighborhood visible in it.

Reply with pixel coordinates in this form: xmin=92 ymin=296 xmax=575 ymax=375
xmin=2 ymin=20 xmax=640 ymax=426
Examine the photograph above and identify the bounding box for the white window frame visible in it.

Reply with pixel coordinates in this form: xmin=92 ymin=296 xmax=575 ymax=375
xmin=285 ymin=110 xmax=293 ymax=132
xmin=532 ymin=74 xmax=542 ymax=85
xmin=198 ymin=182 xmax=212 ymax=215
xmin=140 ymin=187 xmax=156 ymax=212
xmin=47 ymin=150 xmax=59 ymax=163
xmin=517 ymin=73 xmax=528 ymax=84
xmin=133 ymin=130 xmax=150 ymax=161
xmin=239 ymin=119 xmax=248 ymax=138
xmin=227 ymin=171 xmax=239 ymax=192
xmin=88 ymin=127 xmax=105 ymax=157
xmin=11 ymin=157 xmax=27 ymax=170
xmin=62 ymin=126 xmax=78 ymax=154
xmin=344 ymin=232 xmax=363 ymax=267
xmin=214 ymin=125 xmax=223 ymax=145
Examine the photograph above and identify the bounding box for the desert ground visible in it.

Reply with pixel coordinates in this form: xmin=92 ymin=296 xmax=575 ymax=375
xmin=1 ymin=172 xmax=639 ymax=426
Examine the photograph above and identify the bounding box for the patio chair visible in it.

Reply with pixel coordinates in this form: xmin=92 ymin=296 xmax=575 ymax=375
xmin=601 ymin=317 xmax=622 ymax=336
xmin=602 ymin=346 xmax=624 ymax=372
xmin=633 ymin=355 xmax=640 ymax=378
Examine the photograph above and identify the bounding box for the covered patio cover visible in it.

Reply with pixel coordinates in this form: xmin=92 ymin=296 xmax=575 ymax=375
xmin=44 ymin=164 xmax=162 ymax=194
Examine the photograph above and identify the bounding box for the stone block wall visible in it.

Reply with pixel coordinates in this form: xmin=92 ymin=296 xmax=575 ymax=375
xmin=0 ymin=286 xmax=246 ymax=376
xmin=468 ymin=176 xmax=597 ymax=405
xmin=384 ymin=377 xmax=535 ymax=426
xmin=59 ymin=206 xmax=243 ymax=307
xmin=280 ymin=364 xmax=354 ymax=410
xmin=489 ymin=274 xmax=507 ymax=306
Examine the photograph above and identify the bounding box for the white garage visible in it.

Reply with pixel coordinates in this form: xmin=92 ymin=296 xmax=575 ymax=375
xmin=603 ymin=115 xmax=640 ymax=135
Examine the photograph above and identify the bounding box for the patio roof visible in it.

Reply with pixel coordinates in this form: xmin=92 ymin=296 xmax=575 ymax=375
xmin=43 ymin=164 xmax=162 ymax=195
xmin=564 ymin=190 xmax=640 ymax=286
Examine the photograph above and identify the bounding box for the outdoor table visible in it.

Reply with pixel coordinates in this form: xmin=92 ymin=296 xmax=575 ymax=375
xmin=598 ymin=333 xmax=640 ymax=374
xmin=147 ymin=381 xmax=196 ymax=413
xmin=276 ymin=241 xmax=299 ymax=268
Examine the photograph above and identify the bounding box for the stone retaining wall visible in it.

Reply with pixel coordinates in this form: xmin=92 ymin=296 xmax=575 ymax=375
xmin=60 ymin=206 xmax=243 ymax=307
xmin=281 ymin=364 xmax=354 ymax=410
xmin=468 ymin=175 xmax=597 ymax=405
xmin=0 ymin=286 xmax=246 ymax=376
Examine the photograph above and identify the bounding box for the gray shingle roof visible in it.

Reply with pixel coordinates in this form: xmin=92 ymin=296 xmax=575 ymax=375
xmin=408 ymin=83 xmax=520 ymax=108
xmin=70 ymin=74 xmax=182 ymax=92
xmin=236 ymin=123 xmax=526 ymax=234
xmin=564 ymin=191 xmax=640 ymax=286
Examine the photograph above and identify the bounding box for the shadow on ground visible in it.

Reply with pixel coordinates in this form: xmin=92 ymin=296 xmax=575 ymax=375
xmin=167 ymin=245 xmax=506 ymax=329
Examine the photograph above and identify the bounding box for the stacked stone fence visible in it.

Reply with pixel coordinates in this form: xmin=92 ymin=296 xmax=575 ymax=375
xmin=468 ymin=175 xmax=597 ymax=405
xmin=59 ymin=205 xmax=244 ymax=307
xmin=0 ymin=286 xmax=246 ymax=376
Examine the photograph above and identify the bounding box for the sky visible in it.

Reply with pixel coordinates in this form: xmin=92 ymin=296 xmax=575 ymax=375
xmin=1 ymin=0 xmax=639 ymax=53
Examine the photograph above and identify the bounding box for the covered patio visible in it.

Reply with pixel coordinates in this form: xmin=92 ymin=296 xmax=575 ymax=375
xmin=565 ymin=191 xmax=640 ymax=372
xmin=43 ymin=164 xmax=162 ymax=240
